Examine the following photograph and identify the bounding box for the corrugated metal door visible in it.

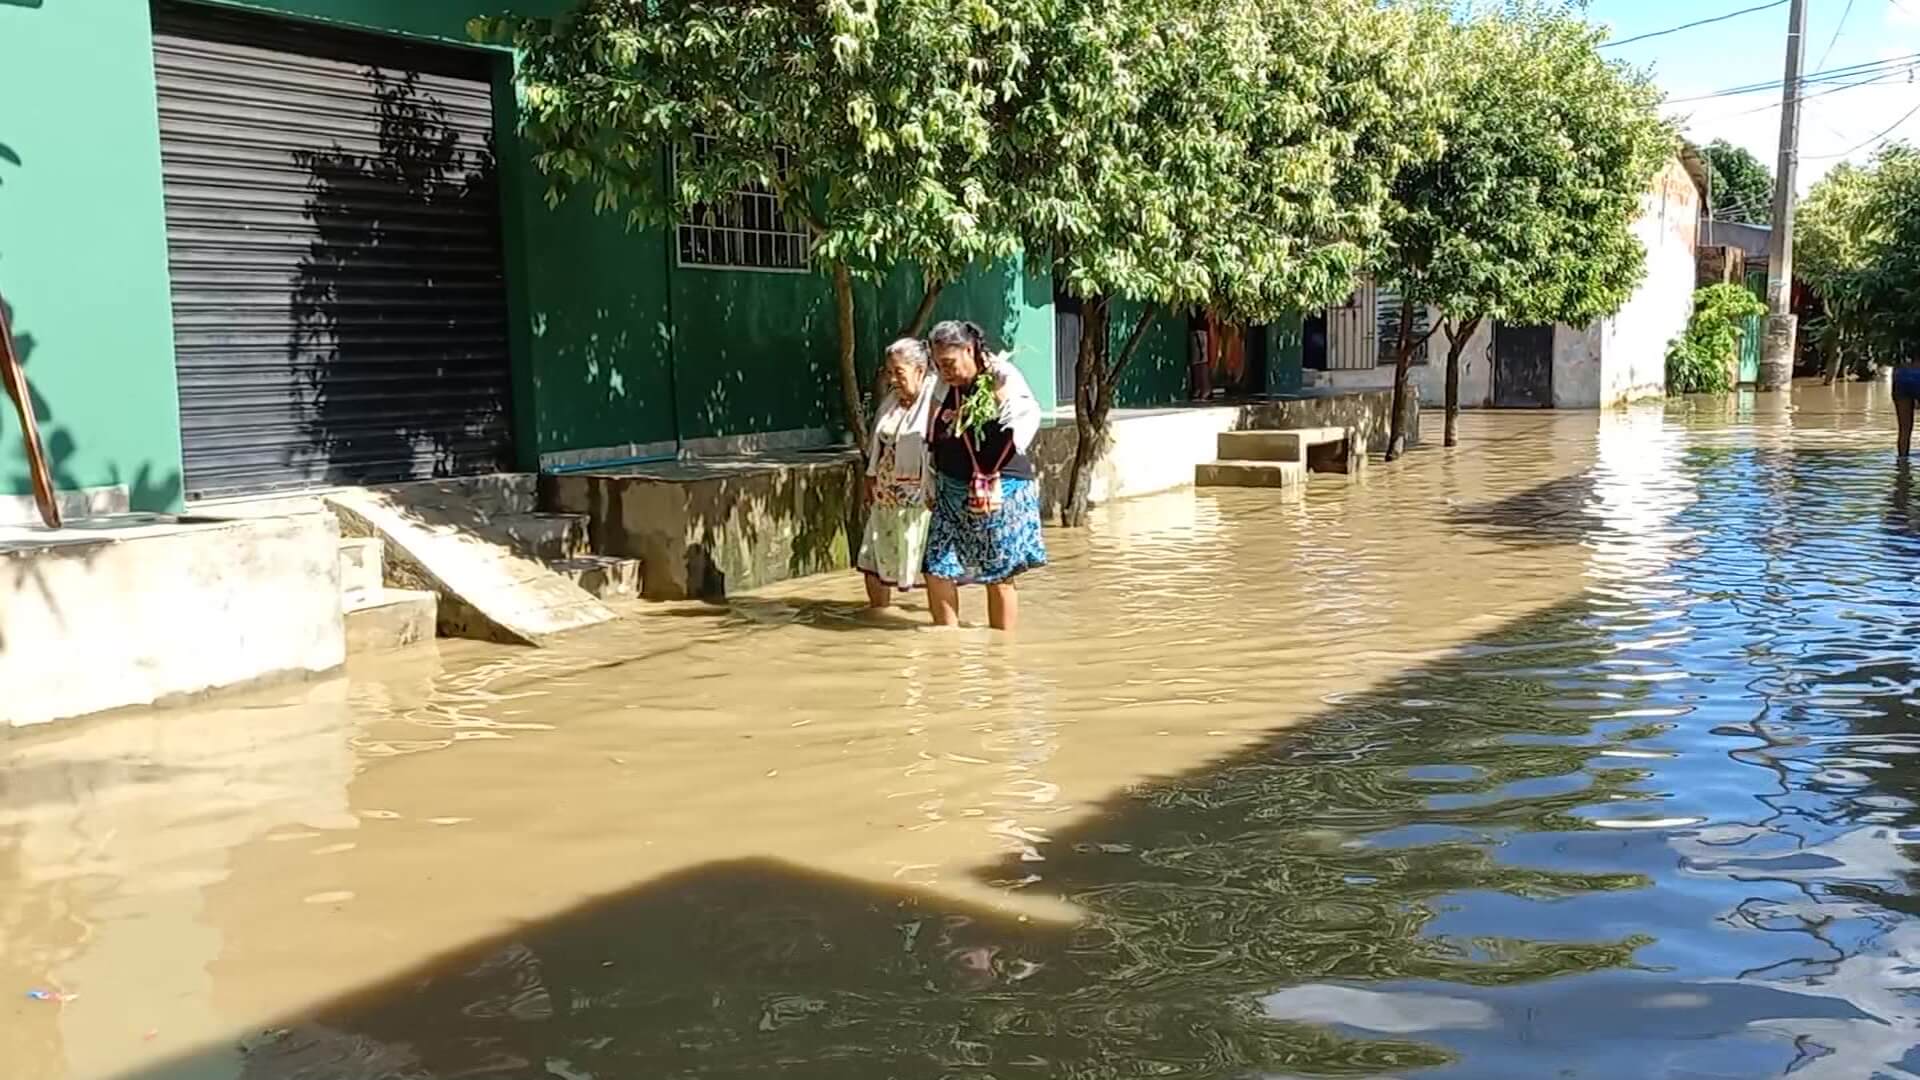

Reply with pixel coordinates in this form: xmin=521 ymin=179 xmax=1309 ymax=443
xmin=152 ymin=2 xmax=515 ymax=500
xmin=1326 ymin=279 xmax=1377 ymax=371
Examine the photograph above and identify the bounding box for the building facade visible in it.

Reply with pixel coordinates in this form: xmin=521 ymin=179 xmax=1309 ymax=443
xmin=5 ymin=0 xmax=1307 ymax=517
xmin=1301 ymin=156 xmax=1703 ymax=410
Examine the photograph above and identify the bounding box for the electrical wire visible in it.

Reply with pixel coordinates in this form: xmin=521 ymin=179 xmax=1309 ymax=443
xmin=1724 ymin=66 xmax=1919 ymax=116
xmin=1816 ymin=0 xmax=1858 ymax=71
xmin=1664 ymin=52 xmax=1920 ymax=104
xmin=1600 ymin=0 xmax=1790 ymax=49
xmin=1801 ymin=99 xmax=1920 ymax=158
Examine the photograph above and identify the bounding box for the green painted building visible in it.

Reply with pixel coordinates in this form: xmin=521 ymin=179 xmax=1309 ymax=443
xmin=0 ymin=0 xmax=1298 ymax=511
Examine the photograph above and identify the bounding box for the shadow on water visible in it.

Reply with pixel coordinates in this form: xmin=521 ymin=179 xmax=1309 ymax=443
xmin=289 ymin=66 xmax=513 ymax=486
xmin=114 ymin=598 xmax=1662 ymax=1080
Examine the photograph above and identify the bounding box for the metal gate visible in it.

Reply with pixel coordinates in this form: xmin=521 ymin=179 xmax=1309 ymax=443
xmin=1325 ymin=279 xmax=1377 ymax=371
xmin=152 ymin=3 xmax=515 ymax=500
xmin=1738 ymin=267 xmax=1766 ymax=385
xmin=1738 ymin=313 xmax=1763 ymax=385
xmin=1493 ymin=323 xmax=1555 ymax=407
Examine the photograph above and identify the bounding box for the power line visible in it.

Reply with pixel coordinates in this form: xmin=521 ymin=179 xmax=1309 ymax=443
xmin=1664 ymin=52 xmax=1920 ymax=104
xmin=1816 ymin=0 xmax=1857 ymax=71
xmin=1600 ymin=0 xmax=1790 ymax=49
xmin=1801 ymin=99 xmax=1920 ymax=158
xmin=1725 ymin=65 xmax=1918 ymax=116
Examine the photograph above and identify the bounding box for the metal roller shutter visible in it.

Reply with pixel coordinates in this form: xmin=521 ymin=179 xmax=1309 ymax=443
xmin=151 ymin=2 xmax=515 ymax=500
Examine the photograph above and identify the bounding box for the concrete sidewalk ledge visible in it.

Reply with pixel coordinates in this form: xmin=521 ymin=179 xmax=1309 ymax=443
xmin=1 ymin=512 xmax=345 ymax=728
xmin=545 ymin=389 xmax=1414 ymax=601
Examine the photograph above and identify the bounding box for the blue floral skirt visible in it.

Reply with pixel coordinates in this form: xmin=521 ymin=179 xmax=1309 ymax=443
xmin=924 ymin=474 xmax=1048 ymax=586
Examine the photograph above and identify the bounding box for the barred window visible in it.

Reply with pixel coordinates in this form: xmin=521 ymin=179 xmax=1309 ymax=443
xmin=674 ymin=136 xmax=812 ymax=273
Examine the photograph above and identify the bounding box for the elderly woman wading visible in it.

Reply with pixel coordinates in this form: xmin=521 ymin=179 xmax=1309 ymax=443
xmin=857 ymin=338 xmax=937 ymax=608
xmin=923 ymin=320 xmax=1047 ymax=631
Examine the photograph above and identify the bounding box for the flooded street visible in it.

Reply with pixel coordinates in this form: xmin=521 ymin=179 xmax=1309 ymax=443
xmin=4 ymin=383 xmax=1918 ymax=1079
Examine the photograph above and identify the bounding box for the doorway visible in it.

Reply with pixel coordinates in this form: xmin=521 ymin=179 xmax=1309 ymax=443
xmin=152 ymin=2 xmax=516 ymax=500
xmin=1492 ymin=324 xmax=1555 ymax=408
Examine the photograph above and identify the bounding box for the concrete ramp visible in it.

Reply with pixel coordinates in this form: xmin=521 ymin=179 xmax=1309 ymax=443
xmin=324 ymin=483 xmax=616 ymax=646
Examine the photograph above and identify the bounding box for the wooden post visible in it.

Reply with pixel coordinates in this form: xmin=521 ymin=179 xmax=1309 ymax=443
xmin=0 ymin=293 xmax=60 ymax=529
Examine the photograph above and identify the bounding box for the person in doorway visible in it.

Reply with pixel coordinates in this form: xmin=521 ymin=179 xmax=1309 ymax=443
xmin=857 ymin=338 xmax=937 ymax=608
xmin=923 ymin=320 xmax=1046 ymax=631
xmin=1895 ymin=357 xmax=1919 ymax=460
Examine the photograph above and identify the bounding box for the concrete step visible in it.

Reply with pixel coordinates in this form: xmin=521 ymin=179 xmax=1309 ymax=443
xmin=337 ymin=536 xmax=384 ymax=610
xmin=487 ymin=513 xmax=592 ymax=562
xmin=1217 ymin=430 xmax=1307 ymax=463
xmin=1195 ymin=459 xmax=1308 ymax=488
xmin=550 ymin=555 xmax=641 ymax=600
xmin=344 ymin=588 xmax=437 ymax=654
xmin=1218 ymin=427 xmax=1358 ymax=474
xmin=325 ymin=490 xmax=615 ymax=646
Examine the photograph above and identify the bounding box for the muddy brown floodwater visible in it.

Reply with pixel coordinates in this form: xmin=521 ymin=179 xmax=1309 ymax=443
xmin=3 ymin=382 xmax=1918 ymax=1079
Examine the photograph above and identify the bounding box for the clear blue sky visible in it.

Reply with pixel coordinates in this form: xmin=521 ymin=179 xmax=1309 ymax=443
xmin=1590 ymin=0 xmax=1920 ymax=191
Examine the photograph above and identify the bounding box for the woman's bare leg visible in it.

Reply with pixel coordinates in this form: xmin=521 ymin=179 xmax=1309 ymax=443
xmin=863 ymin=574 xmax=892 ymax=609
xmin=1897 ymin=397 xmax=1915 ymax=459
xmin=985 ymin=582 xmax=1018 ymax=632
xmin=927 ymin=577 xmax=961 ymax=626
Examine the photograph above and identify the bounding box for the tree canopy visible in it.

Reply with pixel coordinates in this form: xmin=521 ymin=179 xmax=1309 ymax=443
xmin=1846 ymin=145 xmax=1920 ymax=363
xmin=1796 ymin=144 xmax=1920 ymax=375
xmin=474 ymin=0 xmax=1027 ymax=446
xmin=1377 ymin=2 xmax=1671 ymax=448
xmin=1000 ymin=0 xmax=1444 ymax=521
xmin=1702 ymin=139 xmax=1773 ymax=225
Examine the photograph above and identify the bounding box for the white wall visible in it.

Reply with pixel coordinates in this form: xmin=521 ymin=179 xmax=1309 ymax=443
xmin=1 ymin=513 xmax=346 ymax=727
xmin=1305 ymin=317 xmax=1493 ymax=408
xmin=1597 ymin=158 xmax=1700 ymax=406
xmin=1551 ymin=322 xmax=1605 ymax=408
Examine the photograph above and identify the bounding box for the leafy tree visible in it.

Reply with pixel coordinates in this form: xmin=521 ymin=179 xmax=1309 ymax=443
xmin=1002 ymin=0 xmax=1442 ymax=524
xmin=1797 ymin=147 xmax=1920 ymax=380
xmin=1701 ymin=138 xmax=1774 ymax=225
xmin=473 ymin=0 xmax=1024 ymax=451
xmin=1664 ymin=283 xmax=1765 ymax=394
xmin=1379 ymin=3 xmax=1670 ymax=452
xmin=1848 ymin=144 xmax=1920 ymax=367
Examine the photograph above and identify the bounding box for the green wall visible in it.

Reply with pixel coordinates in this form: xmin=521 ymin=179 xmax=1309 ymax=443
xmin=1112 ymin=303 xmax=1190 ymax=408
xmin=874 ymin=259 xmax=1055 ymax=407
xmin=1108 ymin=307 xmax=1308 ymax=408
xmin=0 ymin=0 xmax=186 ymax=511
xmin=0 ymin=0 xmax=1058 ymax=508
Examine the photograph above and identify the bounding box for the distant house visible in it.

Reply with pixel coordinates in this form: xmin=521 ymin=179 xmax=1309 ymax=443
xmin=1301 ymin=155 xmax=1707 ymax=409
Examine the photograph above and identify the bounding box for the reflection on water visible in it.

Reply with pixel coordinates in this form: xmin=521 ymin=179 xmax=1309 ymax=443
xmin=4 ymin=385 xmax=1919 ymax=1078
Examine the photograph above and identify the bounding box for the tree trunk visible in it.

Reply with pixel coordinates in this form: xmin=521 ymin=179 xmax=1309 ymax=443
xmin=1442 ymin=315 xmax=1480 ymax=449
xmin=895 ymin=279 xmax=943 ymax=341
xmin=830 ymin=262 xmax=867 ymax=454
xmin=1062 ymin=296 xmax=1112 ymax=528
xmin=1386 ymin=294 xmax=1416 ymax=462
xmin=1062 ymin=301 xmax=1157 ymax=528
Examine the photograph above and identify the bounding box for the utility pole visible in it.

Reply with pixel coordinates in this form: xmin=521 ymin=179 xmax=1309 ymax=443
xmin=1759 ymin=0 xmax=1808 ymax=391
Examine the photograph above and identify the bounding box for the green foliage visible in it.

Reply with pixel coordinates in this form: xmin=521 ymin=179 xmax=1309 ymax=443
xmin=1665 ymin=284 xmax=1765 ymax=395
xmin=1701 ymin=139 xmax=1773 ymax=225
xmin=1000 ymin=0 xmax=1440 ymax=322
xmin=473 ymin=0 xmax=1019 ymax=282
xmin=1842 ymin=144 xmax=1920 ymax=364
xmin=954 ymin=372 xmax=998 ymax=439
xmin=1796 ymin=160 xmax=1878 ymax=292
xmin=1381 ymin=2 xmax=1674 ymax=338
xmin=1796 ymin=145 xmax=1920 ymax=374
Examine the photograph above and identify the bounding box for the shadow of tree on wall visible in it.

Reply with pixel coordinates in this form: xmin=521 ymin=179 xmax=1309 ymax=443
xmin=106 ymin=597 xmax=1668 ymax=1080
xmin=287 ymin=68 xmax=513 ymax=488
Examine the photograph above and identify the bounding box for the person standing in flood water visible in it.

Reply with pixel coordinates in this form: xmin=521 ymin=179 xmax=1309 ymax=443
xmin=857 ymin=338 xmax=937 ymax=608
xmin=1894 ymin=358 xmax=1918 ymax=460
xmin=924 ymin=320 xmax=1046 ymax=631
